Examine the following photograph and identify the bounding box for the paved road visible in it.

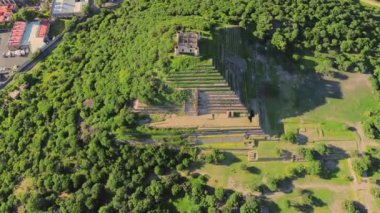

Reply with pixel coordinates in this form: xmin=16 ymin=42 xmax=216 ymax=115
xmin=18 ymin=35 xmax=63 ymax=72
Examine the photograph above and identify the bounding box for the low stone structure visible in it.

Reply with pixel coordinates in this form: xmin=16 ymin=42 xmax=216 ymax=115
xmin=132 ymin=100 xmax=179 ymax=114
xmin=248 ymin=150 xmax=258 ymax=162
xmin=174 ymin=32 xmax=200 ymax=56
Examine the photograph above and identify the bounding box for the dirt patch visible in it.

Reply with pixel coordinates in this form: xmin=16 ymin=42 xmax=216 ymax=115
xmin=17 ymin=205 xmax=25 ymax=213
xmin=227 ymin=176 xmax=252 ymax=195
xmin=14 ymin=177 xmax=33 ymax=199
xmin=79 ymin=121 xmax=96 ymax=142
xmin=330 ymin=200 xmax=343 ymax=213
xmin=59 ymin=192 xmax=71 ymax=199
xmin=83 ymin=99 xmax=94 ymax=108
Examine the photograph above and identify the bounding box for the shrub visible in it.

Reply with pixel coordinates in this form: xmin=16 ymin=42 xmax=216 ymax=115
xmin=281 ymin=131 xmax=297 ymax=143
xmin=205 ymin=149 xmax=225 ymax=164
xmin=342 ymin=200 xmax=359 ymax=213
xmin=352 ymin=156 xmax=371 ymax=176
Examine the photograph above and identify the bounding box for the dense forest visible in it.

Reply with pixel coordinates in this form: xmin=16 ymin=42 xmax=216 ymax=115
xmin=0 ymin=0 xmax=380 ymax=211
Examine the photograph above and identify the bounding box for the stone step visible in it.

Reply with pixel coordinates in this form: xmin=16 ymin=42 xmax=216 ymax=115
xmin=168 ymin=76 xmax=224 ymax=81
xmin=172 ymin=79 xmax=226 ymax=84
xmin=176 ymin=82 xmax=229 ymax=87
xmin=205 ymin=103 xmax=245 ymax=107
xmin=174 ymin=70 xmax=219 ymax=74
xmin=199 ymin=87 xmax=232 ymax=92
xmin=202 ymin=91 xmax=236 ymax=96
xmin=205 ymin=95 xmax=241 ymax=100
xmin=206 ymin=106 xmax=246 ymax=110
xmin=177 ymin=84 xmax=230 ymax=89
xmin=207 ymin=109 xmax=247 ymax=113
xmin=170 ymin=73 xmax=221 ymax=79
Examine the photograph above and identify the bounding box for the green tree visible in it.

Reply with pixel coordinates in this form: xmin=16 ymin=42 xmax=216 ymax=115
xmin=271 ymin=31 xmax=287 ymax=51
xmin=314 ymin=143 xmax=328 ymax=156
xmin=226 ymin=192 xmax=241 ymax=208
xmin=281 ymin=131 xmax=297 ymax=143
xmin=240 ymin=196 xmax=260 ymax=213
xmin=352 ymin=156 xmax=371 ymax=176
xmin=342 ymin=200 xmax=359 ymax=213
xmin=215 ymin=187 xmax=225 ymax=201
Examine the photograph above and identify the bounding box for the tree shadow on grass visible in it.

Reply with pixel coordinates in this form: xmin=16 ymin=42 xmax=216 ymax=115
xmin=262 ymin=198 xmax=281 ymax=213
xmin=312 ymin=196 xmax=326 ymax=207
xmin=188 ymin=161 xmax=204 ymax=173
xmin=353 ymin=201 xmax=368 ymax=213
xmin=319 ymin=145 xmax=350 ymax=180
xmin=301 ymin=189 xmax=327 ymax=207
xmin=219 ymin=152 xmax=241 ymax=166
xmin=247 ymin=166 xmax=261 ymax=174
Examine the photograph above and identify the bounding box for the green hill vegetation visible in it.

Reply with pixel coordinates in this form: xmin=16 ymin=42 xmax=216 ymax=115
xmin=0 ymin=0 xmax=380 ymax=212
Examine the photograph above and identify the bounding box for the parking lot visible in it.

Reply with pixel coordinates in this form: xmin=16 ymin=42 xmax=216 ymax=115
xmin=0 ymin=32 xmax=28 ymax=68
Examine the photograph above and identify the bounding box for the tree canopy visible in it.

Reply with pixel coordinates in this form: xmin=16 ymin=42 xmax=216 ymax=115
xmin=0 ymin=0 xmax=379 ymax=211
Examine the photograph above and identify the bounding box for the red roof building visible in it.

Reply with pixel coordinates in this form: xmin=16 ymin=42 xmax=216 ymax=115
xmin=38 ymin=19 xmax=49 ymax=38
xmin=8 ymin=21 xmax=26 ymax=49
xmin=0 ymin=5 xmax=12 ymax=23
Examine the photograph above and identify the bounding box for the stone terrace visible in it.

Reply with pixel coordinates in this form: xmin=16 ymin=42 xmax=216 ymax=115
xmin=168 ymin=64 xmax=247 ymax=116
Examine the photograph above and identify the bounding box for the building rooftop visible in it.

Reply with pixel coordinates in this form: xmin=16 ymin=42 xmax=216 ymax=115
xmin=8 ymin=21 xmax=26 ymax=48
xmin=0 ymin=5 xmax=12 ymax=23
xmin=51 ymin=0 xmax=87 ymax=17
xmin=175 ymin=31 xmax=200 ymax=56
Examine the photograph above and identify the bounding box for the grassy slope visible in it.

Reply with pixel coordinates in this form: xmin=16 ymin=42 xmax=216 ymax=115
xmin=268 ymin=72 xmax=378 ymax=137
xmin=361 ymin=0 xmax=380 ymax=8
xmin=293 ymin=74 xmax=377 ymax=124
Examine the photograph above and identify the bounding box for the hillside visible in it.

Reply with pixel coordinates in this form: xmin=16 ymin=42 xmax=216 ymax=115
xmin=0 ymin=0 xmax=380 ymax=212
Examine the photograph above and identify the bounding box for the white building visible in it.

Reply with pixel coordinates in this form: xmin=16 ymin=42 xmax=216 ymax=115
xmin=51 ymin=0 xmax=88 ymax=18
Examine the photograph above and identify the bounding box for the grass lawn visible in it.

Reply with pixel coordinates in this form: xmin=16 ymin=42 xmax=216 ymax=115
xmin=295 ymin=159 xmax=352 ymax=185
xmin=284 ymin=119 xmax=356 ymax=141
xmin=256 ymin=141 xmax=300 ymax=158
xmin=198 ymin=141 xmax=246 ymax=149
xmin=196 ymin=151 xmax=308 ymax=192
xmin=273 ymin=188 xmax=336 ymax=213
xmin=257 ymin=141 xmax=280 ymax=157
xmin=295 ymin=74 xmax=378 ymax=124
xmin=198 ymin=140 xmax=300 ymax=158
xmin=262 ymin=62 xmax=378 ymax=135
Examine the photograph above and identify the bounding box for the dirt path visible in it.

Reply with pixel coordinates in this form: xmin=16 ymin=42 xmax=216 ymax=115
xmin=294 ymin=182 xmax=349 ymax=192
xmin=361 ymin=0 xmax=380 ymax=8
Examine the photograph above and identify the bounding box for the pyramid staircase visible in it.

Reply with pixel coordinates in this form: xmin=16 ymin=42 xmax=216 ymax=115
xmin=168 ymin=64 xmax=247 ymax=116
